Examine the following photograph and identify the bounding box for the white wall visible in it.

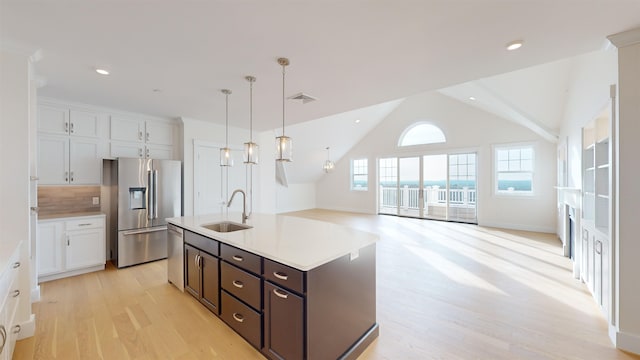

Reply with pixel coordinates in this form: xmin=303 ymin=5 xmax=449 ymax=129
xmin=316 ymin=91 xmax=557 ymax=232
xmin=276 ymin=183 xmax=316 ymax=213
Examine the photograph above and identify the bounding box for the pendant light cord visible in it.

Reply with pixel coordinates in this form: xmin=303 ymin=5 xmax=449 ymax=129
xmin=225 ymin=92 xmax=229 ymax=147
xmin=249 ymin=80 xmax=253 ymax=142
xmin=282 ymin=63 xmax=286 ymax=136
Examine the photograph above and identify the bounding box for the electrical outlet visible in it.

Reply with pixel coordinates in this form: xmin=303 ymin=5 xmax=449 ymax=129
xmin=92 ymin=197 xmax=100 ymax=205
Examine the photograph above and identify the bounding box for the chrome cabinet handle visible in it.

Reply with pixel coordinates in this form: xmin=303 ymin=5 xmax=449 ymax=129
xmin=194 ymin=254 xmax=200 ymax=270
xmin=12 ymin=325 xmax=21 ymax=334
xmin=232 ymin=255 xmax=244 ymax=262
xmin=12 ymin=262 xmax=20 ymax=269
xmin=78 ymin=223 xmax=92 ymax=227
xmin=138 ymin=148 xmax=143 ymax=157
xmin=146 ymin=132 xmax=150 ymax=142
xmin=65 ymin=171 xmax=69 ymax=182
xmin=67 ymin=236 xmax=70 ymax=246
xmin=273 ymin=271 xmax=288 ymax=281
xmin=65 ymin=122 xmax=69 ymax=133
xmin=232 ymin=313 xmax=244 ymax=323
xmin=70 ymin=122 xmax=74 ymax=133
xmin=273 ymin=288 xmax=288 ymax=299
xmin=145 ymin=147 xmax=150 ymax=158
xmin=12 ymin=290 xmax=20 ymax=298
xmin=232 ymin=280 xmax=244 ymax=289
xmin=138 ymin=131 xmax=143 ymax=140
xmin=70 ymin=171 xmax=74 ymax=182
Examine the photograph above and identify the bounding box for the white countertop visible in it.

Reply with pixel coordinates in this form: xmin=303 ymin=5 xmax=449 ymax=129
xmin=167 ymin=213 xmax=378 ymax=271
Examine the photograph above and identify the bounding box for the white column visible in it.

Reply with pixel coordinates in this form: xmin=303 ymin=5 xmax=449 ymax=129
xmin=608 ymin=27 xmax=640 ymax=355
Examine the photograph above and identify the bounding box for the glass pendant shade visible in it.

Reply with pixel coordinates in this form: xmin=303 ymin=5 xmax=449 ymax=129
xmin=323 ymin=146 xmax=334 ymax=172
xmin=276 ymin=135 xmax=292 ymax=162
xmin=220 ymin=147 xmax=233 ymax=166
xmin=244 ymin=141 xmax=259 ymax=164
xmin=323 ymin=159 xmax=335 ymax=173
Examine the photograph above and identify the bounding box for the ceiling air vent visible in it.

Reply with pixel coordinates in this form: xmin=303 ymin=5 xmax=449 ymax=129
xmin=288 ymin=92 xmax=317 ymax=104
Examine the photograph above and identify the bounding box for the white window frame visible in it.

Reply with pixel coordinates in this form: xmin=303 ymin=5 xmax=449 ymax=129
xmin=493 ymin=143 xmax=535 ymax=196
xmin=351 ymin=158 xmax=369 ymax=191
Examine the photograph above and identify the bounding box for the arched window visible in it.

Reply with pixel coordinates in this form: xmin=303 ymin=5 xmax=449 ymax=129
xmin=398 ymin=122 xmax=446 ymax=146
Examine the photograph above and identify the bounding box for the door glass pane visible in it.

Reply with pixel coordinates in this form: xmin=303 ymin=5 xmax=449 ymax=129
xmin=399 ymin=157 xmax=421 ymax=218
xmin=423 ymin=154 xmax=447 ymax=220
xmin=378 ymin=158 xmax=398 ymax=215
xmin=448 ymin=153 xmax=477 ymax=223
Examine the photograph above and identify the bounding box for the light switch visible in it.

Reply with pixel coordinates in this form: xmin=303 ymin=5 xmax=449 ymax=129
xmin=92 ymin=197 xmax=100 ymax=205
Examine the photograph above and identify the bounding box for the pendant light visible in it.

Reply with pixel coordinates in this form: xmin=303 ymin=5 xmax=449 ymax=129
xmin=244 ymin=76 xmax=259 ymax=164
xmin=323 ymin=147 xmax=335 ymax=173
xmin=275 ymin=57 xmax=292 ymax=162
xmin=220 ymin=89 xmax=233 ymax=167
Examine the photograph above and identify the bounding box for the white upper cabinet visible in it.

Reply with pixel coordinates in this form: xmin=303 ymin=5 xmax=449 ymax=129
xmin=110 ymin=115 xmax=175 ymax=159
xmin=38 ymin=103 xmax=103 ymax=138
xmin=38 ymin=104 xmax=69 ymax=135
xmin=110 ymin=116 xmax=145 ymax=142
xmin=38 ymin=135 xmax=70 ymax=185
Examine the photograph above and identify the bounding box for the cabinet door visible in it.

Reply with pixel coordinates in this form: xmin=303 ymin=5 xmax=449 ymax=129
xmin=145 ymin=122 xmax=174 ymax=146
xmin=184 ymin=244 xmax=201 ymax=299
xmin=111 ymin=141 xmax=144 ymax=159
xmin=38 ymin=135 xmax=70 ymax=185
xmin=37 ymin=221 xmax=64 ymax=277
xmin=146 ymin=144 xmax=173 ymax=160
xmin=594 ymin=238 xmax=603 ymax=306
xmin=65 ymin=228 xmax=105 ymax=271
xmin=263 ymin=282 xmax=304 ymax=360
xmin=69 ymin=110 xmax=100 ymax=138
xmin=69 ymin=138 xmax=101 ymax=184
xmin=38 ymin=104 xmax=69 ymax=135
xmin=110 ymin=116 xmax=144 ymax=142
xmin=200 ymin=252 xmax=220 ymax=314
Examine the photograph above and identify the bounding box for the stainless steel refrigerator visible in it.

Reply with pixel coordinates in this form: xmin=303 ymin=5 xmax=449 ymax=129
xmin=111 ymin=158 xmax=181 ymax=268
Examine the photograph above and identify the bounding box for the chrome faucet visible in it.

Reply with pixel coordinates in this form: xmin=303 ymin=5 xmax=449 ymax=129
xmin=227 ymin=189 xmax=248 ymax=224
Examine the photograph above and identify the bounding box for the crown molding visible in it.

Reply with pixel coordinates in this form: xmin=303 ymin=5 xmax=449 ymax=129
xmin=607 ymin=27 xmax=640 ymax=48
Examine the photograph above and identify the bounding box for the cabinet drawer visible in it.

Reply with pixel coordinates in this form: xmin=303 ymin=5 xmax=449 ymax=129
xmin=185 ymin=231 xmax=219 ymax=256
xmin=221 ymin=261 xmax=261 ymax=310
xmin=65 ymin=217 xmax=104 ymax=230
xmin=221 ymin=291 xmax=262 ymax=349
xmin=264 ymin=259 xmax=304 ymax=294
xmin=221 ymin=244 xmax=261 ymax=275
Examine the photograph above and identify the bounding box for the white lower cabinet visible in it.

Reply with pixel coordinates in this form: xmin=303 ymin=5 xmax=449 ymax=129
xmin=37 ymin=215 xmax=106 ymax=282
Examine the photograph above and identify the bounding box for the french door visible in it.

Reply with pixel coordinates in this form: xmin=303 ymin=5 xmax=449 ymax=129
xmin=378 ymin=152 xmax=477 ymax=223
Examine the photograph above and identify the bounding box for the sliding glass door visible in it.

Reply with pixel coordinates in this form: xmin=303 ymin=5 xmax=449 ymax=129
xmin=378 ymin=152 xmax=477 ymax=224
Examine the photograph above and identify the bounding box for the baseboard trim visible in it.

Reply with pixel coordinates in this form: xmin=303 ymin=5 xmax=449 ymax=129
xmin=616 ymin=330 xmax=640 ymax=355
xmin=18 ymin=314 xmax=36 ymax=339
xmin=31 ymin=285 xmax=40 ymax=302
xmin=479 ymin=221 xmax=556 ymax=234
xmin=38 ymin=264 xmax=105 ymax=283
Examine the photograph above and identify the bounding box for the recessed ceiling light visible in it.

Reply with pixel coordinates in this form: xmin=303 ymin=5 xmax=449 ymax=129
xmin=506 ymin=40 xmax=523 ymax=51
xmin=355 ymin=119 xmax=361 ymax=123
xmin=95 ymin=68 xmax=110 ymax=75
xmin=469 ymin=96 xmax=476 ymax=101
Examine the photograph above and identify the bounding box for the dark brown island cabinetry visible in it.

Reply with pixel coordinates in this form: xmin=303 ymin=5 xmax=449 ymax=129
xmin=184 ymin=231 xmax=220 ymax=315
xmin=179 ymin=227 xmax=378 ymax=360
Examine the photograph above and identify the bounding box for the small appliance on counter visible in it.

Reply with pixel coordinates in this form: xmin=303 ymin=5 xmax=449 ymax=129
xmin=109 ymin=158 xmax=182 ymax=268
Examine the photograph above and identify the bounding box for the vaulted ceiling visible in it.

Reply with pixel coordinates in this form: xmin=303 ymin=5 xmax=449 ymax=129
xmin=2 ymin=0 xmax=639 ymax=133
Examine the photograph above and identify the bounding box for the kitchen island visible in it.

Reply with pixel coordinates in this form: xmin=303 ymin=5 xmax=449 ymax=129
xmin=167 ymin=213 xmax=378 ymax=360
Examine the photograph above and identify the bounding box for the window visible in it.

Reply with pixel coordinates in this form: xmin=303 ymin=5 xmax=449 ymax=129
xmin=398 ymin=122 xmax=446 ymax=146
xmin=351 ymin=158 xmax=368 ymax=191
xmin=495 ymin=144 xmax=534 ymax=195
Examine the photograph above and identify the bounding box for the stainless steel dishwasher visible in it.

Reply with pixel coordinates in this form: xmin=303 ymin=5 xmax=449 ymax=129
xmin=167 ymin=223 xmax=184 ymax=291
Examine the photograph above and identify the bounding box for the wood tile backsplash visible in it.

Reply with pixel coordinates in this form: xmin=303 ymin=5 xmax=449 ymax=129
xmin=38 ymin=186 xmax=101 ymax=216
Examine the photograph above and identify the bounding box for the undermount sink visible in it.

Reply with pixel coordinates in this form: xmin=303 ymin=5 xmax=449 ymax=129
xmin=201 ymin=221 xmax=252 ymax=233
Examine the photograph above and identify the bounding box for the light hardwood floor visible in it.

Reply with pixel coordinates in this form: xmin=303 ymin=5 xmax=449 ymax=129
xmin=15 ymin=209 xmax=640 ymax=359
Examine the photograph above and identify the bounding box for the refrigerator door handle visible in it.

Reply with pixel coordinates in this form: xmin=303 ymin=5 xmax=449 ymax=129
xmin=147 ymin=170 xmax=153 ymax=220
xmin=153 ymin=169 xmax=159 ymax=219
xmin=122 ymin=226 xmax=167 ymax=236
